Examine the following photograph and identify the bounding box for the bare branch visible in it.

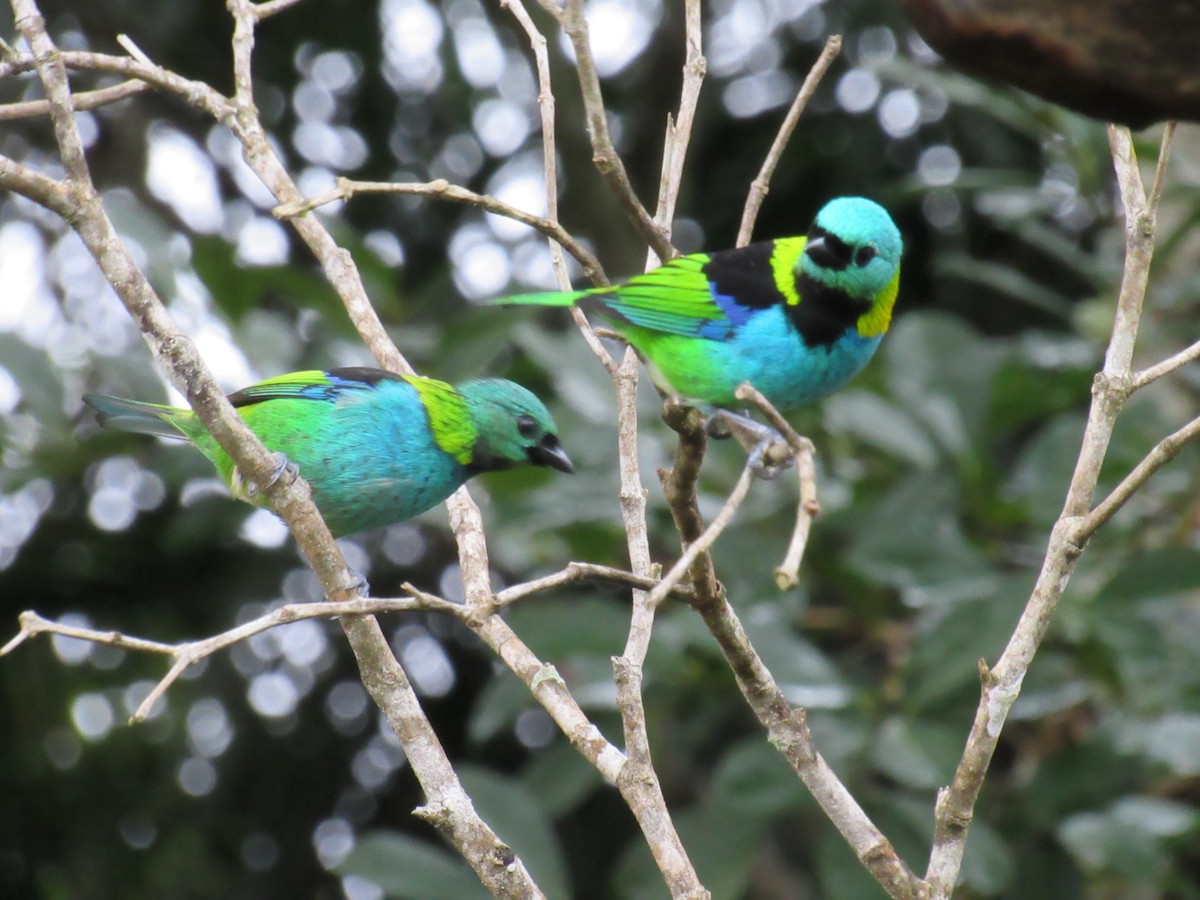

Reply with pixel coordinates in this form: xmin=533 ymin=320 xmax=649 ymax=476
xmin=738 ymin=35 xmax=842 ymax=247
xmin=0 ymin=151 xmax=70 ymax=211
xmin=501 ymin=0 xmax=618 ymax=374
xmin=657 ymin=403 xmax=921 ymax=897
xmin=492 ymin=561 xmax=690 ymax=608
xmin=221 ymin=1 xmax=543 ymax=891
xmin=1079 ymin=413 xmax=1200 ymax=539
xmin=774 ymin=444 xmax=820 ymax=590
xmin=274 ymin=177 xmax=606 ymax=287
xmin=925 ymin=123 xmax=1175 ymax=898
xmin=557 ymin=0 xmax=677 ymax=261
xmin=1148 ymin=121 xmax=1177 ymax=213
xmin=645 ymin=0 xmax=705 ymax=267
xmin=1131 ymin=336 xmax=1200 ymax=390
xmin=0 ymin=78 xmax=148 ymax=120
xmin=253 ymin=0 xmax=304 ymax=20
xmin=605 ymin=349 xmax=707 ymax=897
xmin=648 ymin=465 xmax=753 ymax=609
xmin=729 ymin=383 xmax=821 ymax=587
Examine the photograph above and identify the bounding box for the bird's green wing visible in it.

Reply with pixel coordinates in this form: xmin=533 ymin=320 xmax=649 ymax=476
xmin=496 ymin=239 xmax=807 ymax=340
xmin=589 ymin=253 xmax=732 ymax=338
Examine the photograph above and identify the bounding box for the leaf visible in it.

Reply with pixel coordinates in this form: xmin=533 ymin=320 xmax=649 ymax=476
xmin=905 ymin=577 xmax=1028 ymax=713
xmin=459 ymin=765 xmax=570 ymax=898
xmin=337 ymin=830 xmax=489 ymax=900
xmin=1006 ymin=413 xmax=1087 ymax=525
xmin=843 ymin=473 xmax=997 ymax=602
xmin=1058 ymin=809 xmax=1162 ymax=878
xmin=710 ymin=738 xmax=810 ymax=817
xmin=1092 ymin=548 xmax=1200 ymax=607
xmin=869 ymin=717 xmax=959 ymax=790
xmin=1120 ymin=713 xmax=1200 ymax=776
xmin=824 ymin=391 xmax=939 ymax=468
xmin=613 ymin=797 xmax=769 ymax=900
xmin=814 ymin=821 xmax=890 ymax=900
xmin=467 ymin=672 xmax=533 ymax=745
xmin=519 ymin=740 xmax=603 ymax=818
xmin=505 ymin=595 xmax=632 ymax=661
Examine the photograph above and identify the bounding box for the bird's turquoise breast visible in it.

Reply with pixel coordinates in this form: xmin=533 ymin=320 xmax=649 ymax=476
xmin=238 ymin=380 xmax=468 ymax=535
xmin=633 ymin=306 xmax=882 ymax=409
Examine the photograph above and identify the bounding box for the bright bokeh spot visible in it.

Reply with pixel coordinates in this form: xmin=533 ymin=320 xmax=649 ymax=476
xmin=878 ymin=88 xmax=921 ymax=138
xmin=313 ymin=817 xmax=355 ymax=869
xmin=240 ymin=508 xmax=290 ymax=548
xmin=918 ymin=145 xmax=962 ymax=187
xmin=0 ymin=221 xmax=49 ymax=333
xmin=835 ymin=67 xmax=880 ymax=113
xmin=561 ymin=0 xmax=661 ymax=77
xmin=380 ymin=0 xmax=444 ymax=91
xmin=449 ymin=224 xmax=511 ymax=299
xmin=235 ymin=216 xmax=290 ymax=267
xmin=485 ymin=163 xmax=546 ymax=241
xmin=453 ymin=18 xmax=505 ymax=88
xmin=247 ymin=671 xmax=300 ymax=718
xmin=70 ymin=692 xmax=115 ymax=741
xmin=146 ymin=127 xmax=224 ymax=233
xmin=472 ymin=99 xmax=530 ymax=157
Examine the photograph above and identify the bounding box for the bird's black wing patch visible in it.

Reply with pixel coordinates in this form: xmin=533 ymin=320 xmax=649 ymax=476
xmin=701 ymin=241 xmax=783 ymax=311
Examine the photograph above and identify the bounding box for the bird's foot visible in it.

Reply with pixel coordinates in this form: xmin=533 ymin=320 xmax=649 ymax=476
xmin=339 ymin=572 xmax=370 ymax=598
xmin=705 ymin=409 xmax=793 ymax=479
xmin=247 ymin=452 xmax=298 ymax=497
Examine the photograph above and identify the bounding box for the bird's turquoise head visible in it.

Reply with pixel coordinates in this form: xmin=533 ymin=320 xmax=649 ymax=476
xmin=799 ymin=197 xmax=902 ymax=303
xmin=458 ymin=379 xmax=574 ymax=475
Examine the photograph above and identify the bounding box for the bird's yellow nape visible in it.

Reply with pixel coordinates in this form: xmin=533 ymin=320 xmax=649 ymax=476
xmin=856 ymin=267 xmax=900 ymax=339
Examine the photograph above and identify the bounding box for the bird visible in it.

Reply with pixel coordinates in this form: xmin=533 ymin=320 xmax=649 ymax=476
xmin=84 ymin=368 xmax=573 ymax=537
xmin=490 ymin=196 xmax=902 ymax=416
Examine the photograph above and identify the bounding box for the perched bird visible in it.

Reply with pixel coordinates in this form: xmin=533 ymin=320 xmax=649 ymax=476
xmin=84 ymin=368 xmax=573 ymax=537
xmin=490 ymin=196 xmax=902 ymax=413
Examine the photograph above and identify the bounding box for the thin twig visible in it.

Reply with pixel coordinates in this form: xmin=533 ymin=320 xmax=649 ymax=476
xmin=253 ymin=0 xmax=304 ymax=20
xmin=1079 ymin=413 xmax=1200 ymax=539
xmin=1131 ymin=337 xmax=1200 ymax=390
xmin=495 ymin=12 xmax=698 ymax=878
xmin=557 ymin=0 xmax=677 ymax=262
xmin=500 ymin=0 xmax=617 ymax=372
xmin=737 ymin=35 xmax=841 ymax=247
xmin=606 ymin=348 xmax=707 ymax=898
xmin=1148 ymin=121 xmax=1177 ymax=214
xmin=502 ymin=6 xmax=700 ymax=888
xmin=732 ymin=383 xmax=821 ymax=588
xmin=774 ymin=443 xmax=820 ymax=590
xmin=645 ymin=0 xmax=705 ymax=267
xmin=274 ymin=177 xmax=606 ymax=287
xmin=0 ymin=78 xmax=149 ymax=120
xmin=492 ymin=561 xmax=689 ymax=608
xmin=648 ymin=465 xmax=753 ymax=608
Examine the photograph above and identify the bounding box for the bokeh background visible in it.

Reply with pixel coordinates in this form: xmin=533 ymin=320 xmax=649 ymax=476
xmin=2 ymin=0 xmax=1199 ymax=897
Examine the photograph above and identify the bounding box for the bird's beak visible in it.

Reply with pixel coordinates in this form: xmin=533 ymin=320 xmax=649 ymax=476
xmin=530 ymin=439 xmax=575 ymax=474
xmin=804 ymin=234 xmax=843 ymax=270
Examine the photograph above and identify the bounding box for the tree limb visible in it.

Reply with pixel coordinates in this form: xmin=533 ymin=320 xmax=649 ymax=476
xmin=924 ymin=122 xmax=1176 ymax=897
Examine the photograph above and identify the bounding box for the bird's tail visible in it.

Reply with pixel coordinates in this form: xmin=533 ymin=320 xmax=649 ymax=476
xmin=83 ymin=394 xmax=190 ymax=440
xmin=486 ymin=288 xmax=596 ymax=308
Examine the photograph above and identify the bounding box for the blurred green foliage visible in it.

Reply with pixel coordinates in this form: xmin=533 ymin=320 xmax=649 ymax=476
xmin=2 ymin=0 xmax=1199 ymax=898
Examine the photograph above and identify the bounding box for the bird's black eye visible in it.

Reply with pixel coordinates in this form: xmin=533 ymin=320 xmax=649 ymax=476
xmin=516 ymin=414 xmax=538 ymax=439
xmin=855 ymin=245 xmax=878 ymax=267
